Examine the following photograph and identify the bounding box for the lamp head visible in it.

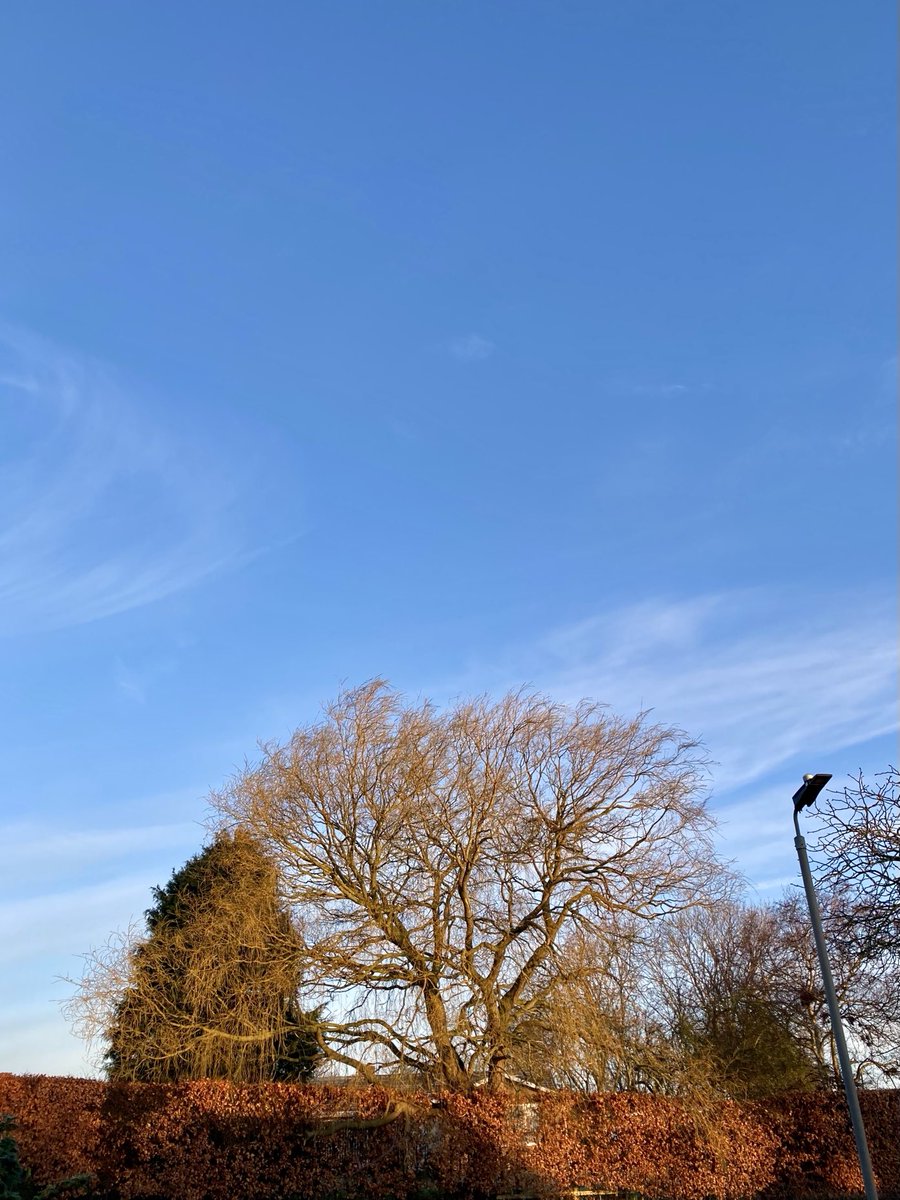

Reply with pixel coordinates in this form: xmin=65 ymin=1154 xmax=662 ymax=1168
xmin=792 ymin=772 xmax=832 ymax=813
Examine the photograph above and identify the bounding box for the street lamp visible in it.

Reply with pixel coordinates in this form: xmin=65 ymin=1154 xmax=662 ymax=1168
xmin=792 ymin=773 xmax=878 ymax=1200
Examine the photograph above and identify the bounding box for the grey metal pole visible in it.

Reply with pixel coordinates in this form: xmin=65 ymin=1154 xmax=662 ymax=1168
xmin=794 ymin=808 xmax=878 ymax=1200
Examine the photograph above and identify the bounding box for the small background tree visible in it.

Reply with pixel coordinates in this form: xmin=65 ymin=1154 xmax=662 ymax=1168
xmin=814 ymin=768 xmax=900 ymax=960
xmin=809 ymin=769 xmax=900 ymax=1085
xmin=656 ymin=900 xmax=820 ymax=1099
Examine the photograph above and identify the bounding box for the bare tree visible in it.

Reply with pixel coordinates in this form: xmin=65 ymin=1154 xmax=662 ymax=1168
xmin=814 ymin=768 xmax=900 ymax=960
xmin=797 ymin=769 xmax=900 ymax=1085
xmin=212 ymin=681 xmax=724 ymax=1092
xmin=655 ymin=900 xmax=821 ymax=1099
xmin=774 ymin=890 xmax=900 ymax=1087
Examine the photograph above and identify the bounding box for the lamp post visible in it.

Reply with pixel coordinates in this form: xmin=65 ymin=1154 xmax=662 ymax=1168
xmin=792 ymin=772 xmax=878 ymax=1200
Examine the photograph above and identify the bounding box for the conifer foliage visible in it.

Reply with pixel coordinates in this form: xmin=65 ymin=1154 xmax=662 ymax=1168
xmin=83 ymin=831 xmax=321 ymax=1083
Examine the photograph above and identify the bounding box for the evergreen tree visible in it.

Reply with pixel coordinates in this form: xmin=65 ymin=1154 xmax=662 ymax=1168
xmin=104 ymin=830 xmax=321 ymax=1083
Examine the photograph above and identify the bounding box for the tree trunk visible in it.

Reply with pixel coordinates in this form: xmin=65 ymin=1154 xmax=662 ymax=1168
xmin=421 ymin=979 xmax=468 ymax=1090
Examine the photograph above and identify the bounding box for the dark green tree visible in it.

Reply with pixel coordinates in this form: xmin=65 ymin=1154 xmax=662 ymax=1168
xmin=0 ymin=1115 xmax=91 ymax=1200
xmin=96 ymin=830 xmax=322 ymax=1082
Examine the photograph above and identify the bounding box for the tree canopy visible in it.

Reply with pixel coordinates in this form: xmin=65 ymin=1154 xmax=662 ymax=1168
xmin=213 ymin=680 xmax=724 ymax=1091
xmin=68 ymin=692 xmax=898 ymax=1099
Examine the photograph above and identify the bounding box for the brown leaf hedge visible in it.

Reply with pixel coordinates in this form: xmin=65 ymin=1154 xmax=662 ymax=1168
xmin=0 ymin=1073 xmax=897 ymax=1200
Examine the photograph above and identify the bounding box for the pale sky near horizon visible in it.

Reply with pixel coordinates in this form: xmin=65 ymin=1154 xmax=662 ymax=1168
xmin=1 ymin=2 xmax=896 ymax=1077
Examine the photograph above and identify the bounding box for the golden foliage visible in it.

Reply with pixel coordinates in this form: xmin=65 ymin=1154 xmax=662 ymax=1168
xmin=213 ymin=681 xmax=723 ymax=1091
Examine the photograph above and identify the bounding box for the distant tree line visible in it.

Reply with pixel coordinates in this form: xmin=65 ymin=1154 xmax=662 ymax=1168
xmin=67 ymin=684 xmax=899 ymax=1097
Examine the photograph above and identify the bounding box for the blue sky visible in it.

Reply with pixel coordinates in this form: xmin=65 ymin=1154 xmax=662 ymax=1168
xmin=1 ymin=2 xmax=896 ymax=1076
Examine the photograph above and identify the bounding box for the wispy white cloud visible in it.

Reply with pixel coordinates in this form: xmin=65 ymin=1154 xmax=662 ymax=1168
xmin=599 ymin=375 xmax=706 ymax=401
xmin=711 ymin=784 xmax=807 ymax=894
xmin=0 ymin=816 xmax=207 ymax=1071
xmin=112 ymin=653 xmax=180 ymax=703
xmin=628 ymin=382 xmax=691 ymax=399
xmin=420 ymin=588 xmax=896 ymax=891
xmin=113 ymin=657 xmax=149 ymax=703
xmin=493 ymin=592 xmax=898 ymax=792
xmin=425 ymin=588 xmax=897 ymax=794
xmin=0 ymin=326 xmax=253 ymax=633
xmin=448 ymin=333 xmax=495 ymax=363
xmin=0 ymin=820 xmax=201 ymax=888
xmin=0 ymin=874 xmax=159 ymax=966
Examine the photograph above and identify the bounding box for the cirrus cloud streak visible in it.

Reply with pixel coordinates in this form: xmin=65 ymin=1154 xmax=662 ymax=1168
xmin=0 ymin=327 xmax=253 ymax=634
